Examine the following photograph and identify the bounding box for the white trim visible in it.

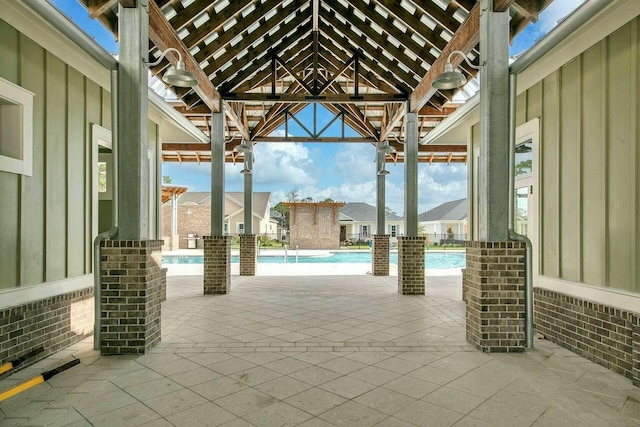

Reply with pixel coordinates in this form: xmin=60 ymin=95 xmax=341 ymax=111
xmin=1 ymin=0 xmax=111 ymax=89
xmin=536 ymin=276 xmax=640 ymax=314
xmin=517 ymin=0 xmax=640 ymax=93
xmin=0 ymin=275 xmax=93 ymax=310
xmin=0 ymin=77 xmax=34 ymax=176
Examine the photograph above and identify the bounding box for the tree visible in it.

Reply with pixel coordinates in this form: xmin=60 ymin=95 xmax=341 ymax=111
xmin=273 ymin=202 xmax=291 ymax=230
xmin=321 ymin=197 xmax=334 ymax=203
xmin=286 ymin=188 xmax=300 ymax=202
xmin=385 ymin=206 xmax=397 ymax=216
xmin=162 ymin=175 xmax=172 ymax=184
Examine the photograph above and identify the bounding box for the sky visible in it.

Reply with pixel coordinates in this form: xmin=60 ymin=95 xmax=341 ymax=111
xmin=50 ymin=0 xmax=585 ymax=215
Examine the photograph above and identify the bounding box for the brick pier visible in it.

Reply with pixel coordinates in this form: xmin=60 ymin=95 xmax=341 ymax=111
xmin=240 ymin=234 xmax=257 ymax=276
xmin=372 ymin=235 xmax=389 ymax=276
xmin=397 ymin=236 xmax=426 ymax=295
xmin=99 ymin=240 xmax=163 ymax=355
xmin=464 ymin=241 xmax=526 ymax=352
xmin=203 ymin=235 xmax=231 ymax=294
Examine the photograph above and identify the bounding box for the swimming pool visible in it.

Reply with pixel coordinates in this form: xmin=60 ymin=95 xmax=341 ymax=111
xmin=162 ymin=251 xmax=466 ymax=269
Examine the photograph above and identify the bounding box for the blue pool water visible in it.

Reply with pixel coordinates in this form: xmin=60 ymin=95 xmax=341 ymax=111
xmin=162 ymin=251 xmax=466 ymax=269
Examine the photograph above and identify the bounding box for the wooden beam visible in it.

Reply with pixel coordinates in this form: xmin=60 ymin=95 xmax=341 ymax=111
xmin=409 ymin=3 xmax=480 ymax=113
xmin=222 ymin=93 xmax=407 ymax=103
xmin=87 ymin=0 xmax=117 ymax=18
xmin=224 ymin=102 xmax=250 ymax=140
xmin=253 ymin=137 xmax=377 ymax=143
xmin=118 ymin=0 xmax=136 ymax=7
xmin=380 ymin=103 xmax=405 ymax=142
xmin=148 ymin=0 xmax=221 ymax=112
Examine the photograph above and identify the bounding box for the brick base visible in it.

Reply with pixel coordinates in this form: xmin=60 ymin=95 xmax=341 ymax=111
xmin=372 ymin=235 xmax=389 ymax=276
xmin=100 ymin=240 xmax=163 ymax=355
xmin=240 ymin=235 xmax=257 ymax=276
xmin=465 ymin=241 xmax=526 ymax=353
xmin=204 ymin=235 xmax=231 ymax=294
xmin=397 ymin=236 xmax=426 ymax=295
xmin=0 ymin=288 xmax=93 ymax=370
xmin=160 ymin=268 xmax=167 ymax=302
xmin=535 ymin=288 xmax=639 ymax=385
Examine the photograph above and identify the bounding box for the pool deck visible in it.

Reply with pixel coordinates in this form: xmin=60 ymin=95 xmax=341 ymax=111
xmin=2 ymin=272 xmax=638 ymax=426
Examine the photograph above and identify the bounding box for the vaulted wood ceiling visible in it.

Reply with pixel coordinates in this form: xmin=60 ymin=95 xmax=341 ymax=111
xmin=81 ymin=0 xmax=552 ymax=164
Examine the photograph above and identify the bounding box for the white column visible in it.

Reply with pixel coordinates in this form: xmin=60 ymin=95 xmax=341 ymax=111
xmin=244 ymin=154 xmax=253 ymax=234
xmin=376 ymin=150 xmax=385 ymax=234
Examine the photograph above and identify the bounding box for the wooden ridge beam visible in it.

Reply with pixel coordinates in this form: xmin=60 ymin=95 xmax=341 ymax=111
xmin=409 ymin=3 xmax=480 ymax=113
xmin=222 ymin=93 xmax=407 ymax=103
xmin=148 ymin=0 xmax=221 ymax=112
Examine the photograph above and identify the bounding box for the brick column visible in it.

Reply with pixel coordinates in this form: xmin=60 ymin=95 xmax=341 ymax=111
xmin=160 ymin=268 xmax=167 ymax=302
xmin=465 ymin=241 xmax=526 ymax=353
xmin=100 ymin=240 xmax=163 ymax=355
xmin=461 ymin=268 xmax=467 ymax=302
xmin=397 ymin=236 xmax=426 ymax=295
xmin=203 ymin=235 xmax=231 ymax=294
xmin=240 ymin=234 xmax=257 ymax=276
xmin=633 ymin=315 xmax=640 ymax=387
xmin=372 ymin=235 xmax=390 ymax=276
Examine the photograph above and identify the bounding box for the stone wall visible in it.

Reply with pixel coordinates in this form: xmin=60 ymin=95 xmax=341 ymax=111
xmin=0 ymin=288 xmax=93 ymax=371
xmin=535 ymin=288 xmax=639 ymax=385
xmin=464 ymin=241 xmax=526 ymax=353
xmin=397 ymin=236 xmax=426 ymax=295
xmin=100 ymin=240 xmax=163 ymax=355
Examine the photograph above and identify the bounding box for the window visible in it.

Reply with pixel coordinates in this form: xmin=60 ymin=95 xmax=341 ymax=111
xmin=360 ymin=225 xmax=369 ymax=238
xmin=388 ymin=225 xmax=397 ymax=237
xmin=0 ymin=77 xmax=34 ymax=176
xmin=237 ymin=223 xmax=244 ymax=234
xmin=224 ymin=221 xmax=229 ymax=235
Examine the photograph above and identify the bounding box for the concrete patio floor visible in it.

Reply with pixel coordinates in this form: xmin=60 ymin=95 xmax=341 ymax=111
xmin=1 ymin=272 xmax=639 ymax=426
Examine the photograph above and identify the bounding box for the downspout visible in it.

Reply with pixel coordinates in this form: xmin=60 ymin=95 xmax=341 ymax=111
xmin=507 ymin=73 xmax=533 ymax=349
xmin=92 ymin=69 xmax=119 ymax=350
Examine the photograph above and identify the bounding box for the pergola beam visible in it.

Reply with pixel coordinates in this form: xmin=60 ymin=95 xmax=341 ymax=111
xmin=148 ymin=0 xmax=221 ymax=112
xmin=409 ymin=3 xmax=481 ymax=113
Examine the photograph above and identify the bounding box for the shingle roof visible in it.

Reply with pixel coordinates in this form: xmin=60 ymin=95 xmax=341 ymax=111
xmin=340 ymin=202 xmax=403 ymax=222
xmin=418 ymin=198 xmax=467 ymax=222
xmin=175 ymin=191 xmax=271 ymax=219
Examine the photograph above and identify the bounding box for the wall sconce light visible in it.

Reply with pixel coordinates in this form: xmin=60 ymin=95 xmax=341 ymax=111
xmin=432 ymin=50 xmax=484 ymax=90
xmin=233 ymin=140 xmax=253 ymax=154
xmin=378 ymin=163 xmax=390 ymax=176
xmin=377 ymin=140 xmax=396 ymax=154
xmin=145 ymin=47 xmax=198 ymax=88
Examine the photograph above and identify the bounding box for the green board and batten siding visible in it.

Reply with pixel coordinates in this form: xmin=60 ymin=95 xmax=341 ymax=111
xmin=515 ymin=17 xmax=640 ymax=293
xmin=0 ymin=19 xmax=110 ymax=289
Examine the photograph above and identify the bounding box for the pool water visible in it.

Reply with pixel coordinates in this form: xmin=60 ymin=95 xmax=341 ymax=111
xmin=163 ymin=251 xmax=466 ymax=269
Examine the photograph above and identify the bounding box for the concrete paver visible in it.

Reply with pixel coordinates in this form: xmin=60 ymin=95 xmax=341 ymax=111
xmin=0 ymin=269 xmax=639 ymax=426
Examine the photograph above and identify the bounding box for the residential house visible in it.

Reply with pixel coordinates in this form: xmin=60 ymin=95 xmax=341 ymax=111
xmin=339 ymin=202 xmax=404 ymax=244
xmin=161 ymin=191 xmax=279 ymax=249
xmin=418 ymin=198 xmax=468 ymax=244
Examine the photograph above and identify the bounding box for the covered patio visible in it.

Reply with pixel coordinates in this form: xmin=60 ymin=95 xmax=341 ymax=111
xmin=1 ymin=274 xmax=639 ymax=425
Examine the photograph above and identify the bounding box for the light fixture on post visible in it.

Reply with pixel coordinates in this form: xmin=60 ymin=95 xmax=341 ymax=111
xmin=378 ymin=163 xmax=390 ymax=176
xmin=144 ymin=47 xmax=198 ymax=88
xmin=377 ymin=139 xmax=396 ymax=154
xmin=233 ymin=139 xmax=253 ymax=154
xmin=432 ymin=50 xmax=484 ymax=90
xmin=240 ymin=160 xmax=252 ymax=175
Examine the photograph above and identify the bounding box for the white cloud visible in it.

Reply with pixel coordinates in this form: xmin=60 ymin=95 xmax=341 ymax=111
xmin=330 ymin=143 xmax=377 ymax=182
xmin=252 ymin=143 xmax=316 ymax=187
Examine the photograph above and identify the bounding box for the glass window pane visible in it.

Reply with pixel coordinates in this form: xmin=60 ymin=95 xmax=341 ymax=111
xmin=515 ymin=140 xmax=532 ymax=176
xmin=515 ymin=186 xmax=529 ymax=236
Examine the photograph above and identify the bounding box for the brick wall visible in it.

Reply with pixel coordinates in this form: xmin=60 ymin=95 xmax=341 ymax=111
xmin=100 ymin=240 xmax=163 ymax=355
xmin=0 ymin=288 xmax=93 ymax=370
xmin=204 ymin=235 xmax=231 ymax=294
xmin=162 ymin=205 xmax=211 ymax=249
xmin=397 ymin=236 xmax=426 ymax=295
xmin=239 ymin=235 xmax=257 ymax=276
xmin=465 ymin=241 xmax=526 ymax=353
xmin=535 ymin=288 xmax=639 ymax=385
xmin=372 ymin=235 xmax=390 ymax=276
xmin=289 ymin=205 xmax=341 ymax=249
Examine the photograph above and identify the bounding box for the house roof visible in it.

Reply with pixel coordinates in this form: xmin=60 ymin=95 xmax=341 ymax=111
xmin=340 ymin=202 xmax=403 ymax=222
xmin=174 ymin=191 xmax=271 ymax=219
xmin=418 ymin=198 xmax=467 ymax=222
